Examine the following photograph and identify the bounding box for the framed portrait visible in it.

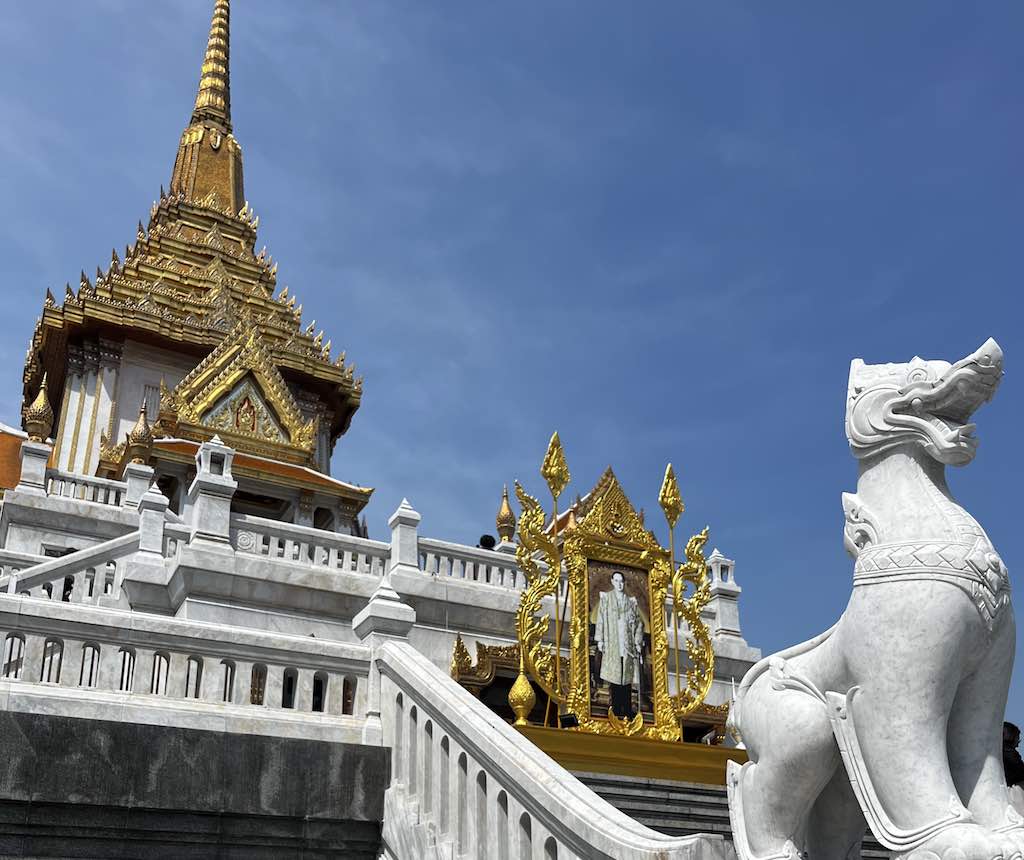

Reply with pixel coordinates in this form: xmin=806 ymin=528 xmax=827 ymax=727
xmin=514 ymin=468 xmax=713 ymax=741
xmin=586 ymin=561 xmax=653 ymax=721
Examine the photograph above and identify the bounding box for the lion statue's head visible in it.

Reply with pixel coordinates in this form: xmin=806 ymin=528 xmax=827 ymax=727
xmin=846 ymin=338 xmax=1003 ymax=466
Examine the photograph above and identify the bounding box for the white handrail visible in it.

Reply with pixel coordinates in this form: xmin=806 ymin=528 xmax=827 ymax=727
xmin=8 ymin=532 xmax=141 ymax=603
xmin=376 ymin=640 xmax=728 ymax=859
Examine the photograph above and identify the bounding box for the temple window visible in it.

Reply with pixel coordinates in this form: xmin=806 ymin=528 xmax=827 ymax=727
xmin=342 ymin=676 xmax=356 ymax=715
xmin=250 ymin=664 xmax=267 ymax=705
xmin=2 ymin=634 xmax=25 ymax=679
xmin=312 ymin=672 xmax=327 ymax=712
xmin=281 ymin=667 xmax=297 ymax=708
xmin=62 ymin=575 xmax=74 ymax=602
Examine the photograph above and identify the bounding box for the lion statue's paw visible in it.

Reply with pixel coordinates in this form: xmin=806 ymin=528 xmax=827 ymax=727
xmin=896 ymin=822 xmax=1021 ymax=860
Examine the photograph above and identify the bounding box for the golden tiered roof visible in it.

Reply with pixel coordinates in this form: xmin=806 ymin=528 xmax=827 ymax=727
xmin=22 ymin=0 xmax=362 ymax=468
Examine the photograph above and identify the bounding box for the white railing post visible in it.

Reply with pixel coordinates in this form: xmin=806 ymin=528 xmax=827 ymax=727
xmin=121 ymin=487 xmax=173 ymax=613
xmin=388 ymin=498 xmax=421 ymax=580
xmin=16 ymin=439 xmax=51 ymax=496
xmin=123 ymin=461 xmax=154 ymax=509
xmin=186 ymin=436 xmax=237 ymax=550
xmin=354 ymin=500 xmax=418 ymax=746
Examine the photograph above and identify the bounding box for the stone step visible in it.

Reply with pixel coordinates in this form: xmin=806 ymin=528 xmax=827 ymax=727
xmin=574 ymin=772 xmax=889 ymax=858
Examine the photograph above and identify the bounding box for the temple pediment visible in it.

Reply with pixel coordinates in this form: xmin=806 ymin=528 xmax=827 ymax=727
xmin=159 ymin=323 xmax=318 ymax=462
xmin=205 ymin=377 xmax=287 ymax=443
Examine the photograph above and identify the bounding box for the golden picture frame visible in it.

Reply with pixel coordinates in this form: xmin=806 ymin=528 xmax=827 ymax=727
xmin=514 ymin=465 xmax=714 ymax=742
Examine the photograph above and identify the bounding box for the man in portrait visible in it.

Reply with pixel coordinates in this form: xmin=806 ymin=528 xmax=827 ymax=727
xmin=594 ymin=570 xmax=645 ymax=719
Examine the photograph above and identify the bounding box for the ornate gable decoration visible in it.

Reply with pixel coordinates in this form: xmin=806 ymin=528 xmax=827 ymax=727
xmin=162 ymin=323 xmax=318 ymax=462
xmin=206 ymin=378 xmax=287 ymax=443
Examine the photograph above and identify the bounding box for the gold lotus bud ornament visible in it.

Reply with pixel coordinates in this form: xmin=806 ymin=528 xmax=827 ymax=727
xmin=23 ymin=374 xmax=54 ymax=443
xmin=125 ymin=402 xmax=154 ymax=465
xmin=496 ymin=484 xmax=516 ymax=543
xmin=509 ymin=656 xmax=536 ymax=727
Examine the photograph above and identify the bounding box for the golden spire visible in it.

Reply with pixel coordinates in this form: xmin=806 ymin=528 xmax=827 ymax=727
xmin=169 ymin=0 xmax=244 ymax=213
xmin=496 ymin=484 xmax=516 ymax=543
xmin=191 ymin=0 xmax=232 ymax=132
xmin=23 ymin=373 xmax=54 ymax=443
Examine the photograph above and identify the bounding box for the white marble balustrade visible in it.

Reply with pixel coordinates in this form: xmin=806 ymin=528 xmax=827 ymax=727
xmin=418 ymin=538 xmax=522 ymax=590
xmin=0 ymin=594 xmax=370 ymax=740
xmin=231 ymin=513 xmax=390 ymax=576
xmin=45 ymin=469 xmax=126 ymax=506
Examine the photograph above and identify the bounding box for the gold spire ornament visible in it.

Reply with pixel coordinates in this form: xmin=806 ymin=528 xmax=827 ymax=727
xmin=23 ymin=374 xmax=54 ymax=442
xmin=496 ymin=484 xmax=516 ymax=543
xmin=660 ymin=463 xmax=686 ymax=701
xmin=170 ymin=0 xmax=244 ymax=212
xmin=541 ymin=432 xmax=570 ymax=722
xmin=192 ymin=0 xmax=232 ymax=131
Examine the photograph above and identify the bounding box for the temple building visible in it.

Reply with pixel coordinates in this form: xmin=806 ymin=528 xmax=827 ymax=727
xmin=0 ymin=3 xmax=769 ymax=858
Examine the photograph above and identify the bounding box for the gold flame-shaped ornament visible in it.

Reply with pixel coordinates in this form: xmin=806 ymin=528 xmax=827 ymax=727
xmin=540 ymin=432 xmax=570 ymax=500
xmin=659 ymin=463 xmax=685 ymax=528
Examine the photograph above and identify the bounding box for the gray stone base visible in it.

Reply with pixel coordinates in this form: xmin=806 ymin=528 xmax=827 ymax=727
xmin=0 ymin=712 xmax=387 ymax=859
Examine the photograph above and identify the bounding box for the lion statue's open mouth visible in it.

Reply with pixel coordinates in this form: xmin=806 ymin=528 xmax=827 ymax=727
xmin=846 ymin=337 xmax=1003 ymax=466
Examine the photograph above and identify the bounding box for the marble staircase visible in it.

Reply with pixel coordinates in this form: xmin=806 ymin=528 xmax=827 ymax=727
xmin=574 ymin=771 xmax=888 ymax=858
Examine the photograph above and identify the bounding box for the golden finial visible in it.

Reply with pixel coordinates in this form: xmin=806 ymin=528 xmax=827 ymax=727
xmin=23 ymin=374 xmax=54 ymax=443
xmin=125 ymin=401 xmax=154 ymax=464
xmin=191 ymin=0 xmax=232 ymax=132
xmin=496 ymin=485 xmax=516 ymax=543
xmin=508 ymin=659 xmax=536 ymax=727
xmin=541 ymin=432 xmax=570 ymax=500
xmin=659 ymin=463 xmax=685 ymax=528
xmin=565 ymin=505 xmax=578 ymax=532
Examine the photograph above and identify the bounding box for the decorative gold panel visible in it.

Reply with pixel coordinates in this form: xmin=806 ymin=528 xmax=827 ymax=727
xmin=512 ymin=440 xmax=715 ymax=742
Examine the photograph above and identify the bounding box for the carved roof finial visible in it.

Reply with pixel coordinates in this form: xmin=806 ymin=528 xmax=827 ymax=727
xmin=125 ymin=400 xmax=154 ymax=464
xmin=191 ymin=0 xmax=232 ymax=132
xmin=496 ymin=484 xmax=516 ymax=543
xmin=24 ymin=373 xmax=54 ymax=443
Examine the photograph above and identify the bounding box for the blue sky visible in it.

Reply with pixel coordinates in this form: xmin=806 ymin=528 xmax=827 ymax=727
xmin=2 ymin=3 xmax=1022 ymax=713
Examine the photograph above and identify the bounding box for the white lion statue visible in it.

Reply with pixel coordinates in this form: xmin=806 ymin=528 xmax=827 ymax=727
xmin=727 ymin=339 xmax=1019 ymax=860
